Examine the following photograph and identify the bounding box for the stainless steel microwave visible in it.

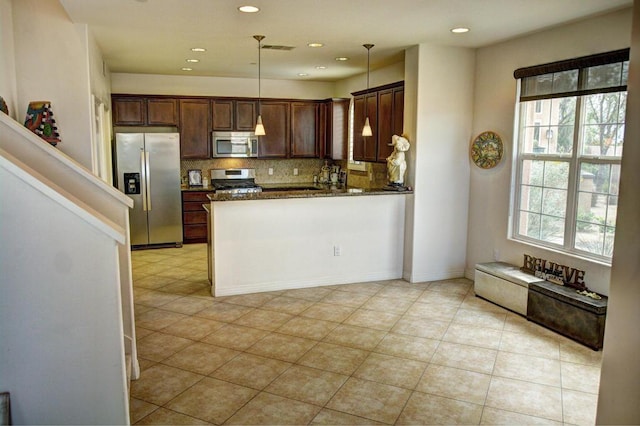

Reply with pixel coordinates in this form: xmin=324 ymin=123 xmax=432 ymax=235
xmin=211 ymin=132 xmax=258 ymax=158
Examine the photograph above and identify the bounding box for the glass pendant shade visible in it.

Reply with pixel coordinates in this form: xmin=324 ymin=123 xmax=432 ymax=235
xmin=362 ymin=117 xmax=372 ymax=137
xmin=255 ymin=115 xmax=265 ymax=135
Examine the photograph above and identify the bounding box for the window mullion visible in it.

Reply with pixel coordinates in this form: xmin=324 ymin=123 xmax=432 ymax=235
xmin=564 ymin=94 xmax=583 ymax=252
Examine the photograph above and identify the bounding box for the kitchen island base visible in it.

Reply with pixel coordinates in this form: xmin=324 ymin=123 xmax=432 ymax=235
xmin=208 ymin=193 xmax=408 ymax=296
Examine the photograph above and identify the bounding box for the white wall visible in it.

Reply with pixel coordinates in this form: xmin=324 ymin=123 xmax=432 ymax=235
xmin=87 ymin=30 xmax=111 ymax=109
xmin=596 ymin=2 xmax=640 ymax=423
xmin=467 ymin=7 xmax=633 ymax=295
xmin=333 ymin=60 xmax=405 ymax=98
xmin=0 ymin=0 xmax=17 ymax=118
xmin=86 ymin=29 xmax=114 ymax=183
xmin=11 ymin=0 xmax=95 ymax=169
xmin=212 ymin=194 xmax=406 ymax=296
xmin=0 ymin=156 xmax=129 ymax=425
xmin=111 ymin=72 xmax=336 ymax=99
xmin=403 ymin=44 xmax=475 ymax=283
xmin=112 ymin=60 xmax=405 ymax=101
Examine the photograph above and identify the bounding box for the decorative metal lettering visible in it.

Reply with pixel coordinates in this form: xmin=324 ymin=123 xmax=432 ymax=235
xmin=521 ymin=254 xmax=587 ymax=290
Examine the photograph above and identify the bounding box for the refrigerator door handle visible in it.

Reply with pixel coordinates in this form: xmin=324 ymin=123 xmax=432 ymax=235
xmin=140 ymin=150 xmax=148 ymax=211
xmin=145 ymin=151 xmax=152 ymax=211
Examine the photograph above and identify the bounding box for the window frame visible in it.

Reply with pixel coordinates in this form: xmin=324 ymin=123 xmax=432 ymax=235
xmin=510 ymin=49 xmax=629 ymax=263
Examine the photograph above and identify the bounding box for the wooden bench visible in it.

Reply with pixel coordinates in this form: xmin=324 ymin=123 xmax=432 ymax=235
xmin=528 ymin=281 xmax=608 ymax=350
xmin=474 ymin=262 xmax=545 ymax=315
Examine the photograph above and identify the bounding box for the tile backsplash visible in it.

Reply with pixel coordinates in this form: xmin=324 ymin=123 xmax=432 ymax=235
xmin=181 ymin=158 xmax=389 ymax=188
xmin=181 ymin=158 xmax=340 ymax=185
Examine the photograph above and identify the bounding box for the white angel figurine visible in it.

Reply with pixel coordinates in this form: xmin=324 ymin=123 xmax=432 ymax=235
xmin=386 ymin=135 xmax=410 ymax=185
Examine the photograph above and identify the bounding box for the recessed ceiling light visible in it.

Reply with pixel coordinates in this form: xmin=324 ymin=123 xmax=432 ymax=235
xmin=186 ymin=59 xmax=199 ymax=63
xmin=451 ymin=27 xmax=470 ymax=34
xmin=181 ymin=67 xmax=193 ymax=71
xmin=298 ymin=73 xmax=309 ymax=77
xmin=238 ymin=5 xmax=260 ymax=13
xmin=191 ymin=47 xmax=206 ymax=52
xmin=307 ymin=42 xmax=324 ymax=48
xmin=335 ymin=57 xmax=349 ymax=61
xmin=315 ymin=66 xmax=327 ymax=70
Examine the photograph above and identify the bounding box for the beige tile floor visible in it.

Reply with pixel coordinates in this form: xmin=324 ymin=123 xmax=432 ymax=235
xmin=129 ymin=244 xmax=603 ymax=425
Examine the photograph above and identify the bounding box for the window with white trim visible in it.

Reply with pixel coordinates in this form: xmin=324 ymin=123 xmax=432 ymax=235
xmin=512 ymin=49 xmax=629 ymax=261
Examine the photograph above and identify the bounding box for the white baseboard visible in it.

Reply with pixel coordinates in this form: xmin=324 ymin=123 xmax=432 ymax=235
xmin=213 ymin=269 xmax=403 ymax=297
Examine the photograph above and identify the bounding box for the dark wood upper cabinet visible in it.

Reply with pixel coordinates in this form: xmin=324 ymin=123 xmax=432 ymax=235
xmin=258 ymin=101 xmax=289 ymax=158
xmin=365 ymin=93 xmax=379 ymax=162
xmin=179 ymin=99 xmax=210 ymax=159
xmin=377 ymin=89 xmax=395 ymax=161
xmin=325 ymin=98 xmax=349 ymax=160
xmin=211 ymin=99 xmax=234 ymax=130
xmin=381 ymin=85 xmax=405 ymax=163
xmin=355 ymin=93 xmax=378 ymax=162
xmin=113 ymin=94 xmax=342 ymax=160
xmin=113 ymin=96 xmax=177 ymax=126
xmin=353 ymin=94 xmax=378 ymax=162
xmin=211 ymin=99 xmax=256 ymax=131
xmin=290 ymin=102 xmax=319 ymax=158
xmin=113 ymin=97 xmax=145 ymax=125
xmin=351 ymin=81 xmax=404 ymax=163
xmin=352 ymin=96 xmax=365 ymax=161
xmin=236 ymin=100 xmax=257 ymax=131
xmin=147 ymin=98 xmax=178 ymax=126
xmin=319 ymin=102 xmax=329 ymax=158
xmin=393 ymin=87 xmax=404 ymax=137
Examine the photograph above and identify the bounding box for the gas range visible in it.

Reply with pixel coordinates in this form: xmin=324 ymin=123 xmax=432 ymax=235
xmin=210 ymin=168 xmax=262 ymax=195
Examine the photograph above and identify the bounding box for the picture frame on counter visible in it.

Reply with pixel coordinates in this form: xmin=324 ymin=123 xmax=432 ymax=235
xmin=188 ymin=169 xmax=202 ymax=187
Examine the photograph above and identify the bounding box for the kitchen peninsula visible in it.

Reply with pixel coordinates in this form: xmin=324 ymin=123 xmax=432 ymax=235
xmin=206 ymin=186 xmax=412 ymax=296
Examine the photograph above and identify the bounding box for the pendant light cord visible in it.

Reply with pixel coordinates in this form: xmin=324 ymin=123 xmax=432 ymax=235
xmin=362 ymin=44 xmax=374 ymax=137
xmin=258 ymin=38 xmax=261 ymax=113
xmin=363 ymin=44 xmax=374 ymax=92
xmin=253 ymin=35 xmax=266 ymax=135
xmin=366 ymin=47 xmax=370 ymax=91
xmin=254 ymin=35 xmax=265 ymax=115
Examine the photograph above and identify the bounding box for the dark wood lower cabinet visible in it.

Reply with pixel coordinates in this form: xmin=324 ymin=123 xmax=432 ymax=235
xmin=182 ymin=191 xmax=213 ymax=244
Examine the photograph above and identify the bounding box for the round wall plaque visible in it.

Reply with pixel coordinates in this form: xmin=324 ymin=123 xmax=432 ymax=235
xmin=471 ymin=131 xmax=503 ymax=169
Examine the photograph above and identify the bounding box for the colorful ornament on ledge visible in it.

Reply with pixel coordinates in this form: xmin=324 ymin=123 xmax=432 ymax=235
xmin=0 ymin=96 xmax=8 ymax=115
xmin=24 ymin=101 xmax=61 ymax=146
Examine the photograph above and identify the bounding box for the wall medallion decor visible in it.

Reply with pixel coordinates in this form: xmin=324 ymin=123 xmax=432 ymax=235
xmin=24 ymin=101 xmax=61 ymax=146
xmin=470 ymin=130 xmax=503 ymax=169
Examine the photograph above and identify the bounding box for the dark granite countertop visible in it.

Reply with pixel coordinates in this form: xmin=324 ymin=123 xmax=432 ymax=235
xmin=181 ymin=185 xmax=215 ymax=192
xmin=206 ymin=184 xmax=412 ymax=202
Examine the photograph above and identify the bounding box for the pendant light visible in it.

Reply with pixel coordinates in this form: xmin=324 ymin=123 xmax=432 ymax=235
xmin=253 ymin=35 xmax=266 ymax=136
xmin=362 ymin=43 xmax=374 ymax=137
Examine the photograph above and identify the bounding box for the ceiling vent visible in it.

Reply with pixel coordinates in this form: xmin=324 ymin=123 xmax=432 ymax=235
xmin=261 ymin=44 xmax=295 ymax=51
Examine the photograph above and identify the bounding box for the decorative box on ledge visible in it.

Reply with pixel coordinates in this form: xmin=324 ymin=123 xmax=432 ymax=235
xmin=474 ymin=262 xmax=545 ymax=315
xmin=528 ymin=281 xmax=608 ymax=350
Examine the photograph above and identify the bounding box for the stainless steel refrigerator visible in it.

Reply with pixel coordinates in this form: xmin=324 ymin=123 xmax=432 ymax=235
xmin=115 ymin=133 xmax=183 ymax=247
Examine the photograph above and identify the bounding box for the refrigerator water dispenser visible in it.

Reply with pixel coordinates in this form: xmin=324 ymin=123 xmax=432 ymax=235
xmin=124 ymin=173 xmax=140 ymax=194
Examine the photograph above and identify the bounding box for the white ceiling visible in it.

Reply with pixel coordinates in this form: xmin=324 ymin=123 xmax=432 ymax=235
xmin=60 ymin=0 xmax=632 ymax=82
